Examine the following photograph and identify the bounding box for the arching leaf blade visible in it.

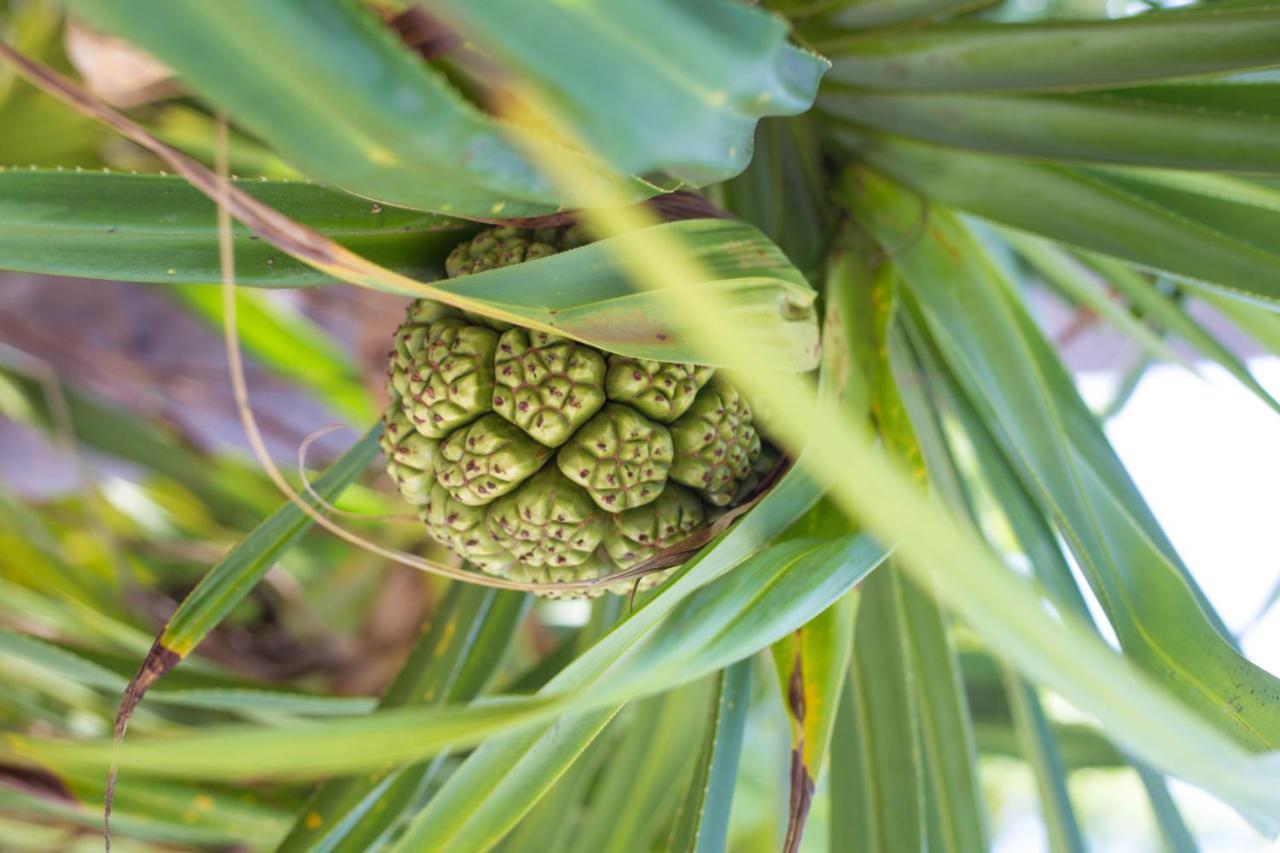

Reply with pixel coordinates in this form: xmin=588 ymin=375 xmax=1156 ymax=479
xmin=841 ymin=170 xmax=1280 ymax=749
xmin=833 ymin=128 xmax=1280 ymax=307
xmin=823 ymin=88 xmax=1280 ymax=174
xmin=432 ymin=0 xmax=826 ymax=186
xmin=276 ymin=584 xmax=529 ymax=853
xmin=0 ymin=170 xmax=471 ymax=287
xmin=823 ymin=8 xmax=1280 ymax=92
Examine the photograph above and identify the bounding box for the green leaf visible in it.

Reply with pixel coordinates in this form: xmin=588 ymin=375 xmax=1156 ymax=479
xmin=494 ymin=716 xmax=617 ymax=853
xmin=489 ymin=601 xmax=626 ymax=853
xmin=396 ymin=706 xmax=620 ymax=853
xmin=665 ymin=659 xmax=752 ymax=853
xmin=61 ymin=0 xmax=822 ymax=217
xmin=1133 ymin=761 xmax=1199 ymax=853
xmin=0 ymin=1 xmax=105 ymax=167
xmin=770 ymin=590 xmax=858 ymax=852
xmin=545 ymin=164 xmax=1280 ymax=833
xmin=843 ymin=170 xmax=1280 ymax=749
xmin=412 ymin=218 xmax=821 ymax=369
xmin=972 ymin=722 xmax=1123 ymax=770
xmin=834 ymin=129 xmax=1280 ymax=307
xmin=822 ymin=86 xmax=1280 ymax=173
xmin=806 ymin=0 xmax=990 ymax=31
xmin=565 ymin=681 xmax=714 ymax=853
xmin=0 ymin=578 xmax=156 ymax=660
xmin=890 ymin=312 xmax=1091 ymax=618
xmin=56 ymin=0 xmax=597 ymax=217
xmin=824 ymin=214 xmax=987 ymax=853
xmin=432 ymin=0 xmax=826 ymax=187
xmin=0 ymin=628 xmax=374 ymax=719
xmin=158 ymin=426 xmax=381 ymax=659
xmin=901 ymin=578 xmax=989 ymax=853
xmin=1206 ymin=289 xmax=1280 ymax=357
xmin=4 ymin=529 xmax=886 ymax=782
xmin=385 ymin=470 xmax=822 ymax=851
xmin=0 ymin=773 xmax=290 ymax=848
xmin=714 ymin=115 xmax=834 ymax=281
xmin=0 ymin=169 xmax=470 ymax=286
xmin=835 ymin=565 xmax=926 ymax=853
xmin=1001 ymin=669 xmax=1087 ymax=853
xmin=822 ymin=7 xmax=1280 ymax=92
xmin=0 ymin=171 xmax=820 ymax=369
xmin=897 ymin=319 xmax=1200 ymax=850
xmin=146 ymin=104 xmax=300 ymax=180
xmin=276 ymin=583 xmax=529 ymax=853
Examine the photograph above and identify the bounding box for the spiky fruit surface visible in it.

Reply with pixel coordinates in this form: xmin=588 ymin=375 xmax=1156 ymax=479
xmin=504 ymin=561 xmax=608 ymax=600
xmin=605 ymin=356 xmax=714 ymax=423
xmin=396 ymin=318 xmax=498 ymax=439
xmin=669 ymin=379 xmax=762 ymax=506
xmin=421 ymin=481 xmax=513 ymax=574
xmin=445 ymin=225 xmax=589 ymax=330
xmin=445 ymin=226 xmax=563 ymax=278
xmin=487 ymin=467 xmax=606 ymax=568
xmin=382 ymin=226 xmax=777 ymax=598
xmin=493 ymin=329 xmax=606 ymax=447
xmin=603 ymin=483 xmax=705 ymax=571
xmin=436 ymin=414 xmax=553 ymax=506
xmin=557 ymin=404 xmax=673 ymax=512
xmin=380 ymin=409 xmax=438 ymax=506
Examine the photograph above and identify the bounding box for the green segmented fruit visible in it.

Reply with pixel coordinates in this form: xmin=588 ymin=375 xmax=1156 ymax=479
xmin=486 ymin=467 xmax=607 ymax=569
xmin=733 ymin=444 xmax=781 ymax=504
xmin=669 ymin=379 xmax=762 ymax=506
xmin=445 ymin=226 xmax=562 ymax=278
xmin=604 ymin=356 xmax=714 ymax=423
xmin=492 ymin=329 xmax=606 ymax=447
xmin=382 ymin=225 xmax=784 ymax=597
xmin=445 ymin=225 xmax=589 ymax=330
xmin=399 ymin=317 xmax=498 ymax=438
xmin=380 ymin=409 xmax=439 ymax=506
xmin=436 ymin=413 xmax=553 ymax=506
xmin=504 ymin=560 xmax=609 ymax=600
xmin=603 ymin=483 xmax=705 ymax=571
xmin=421 ymin=481 xmax=514 ymax=574
xmin=557 ymin=403 xmax=673 ymax=512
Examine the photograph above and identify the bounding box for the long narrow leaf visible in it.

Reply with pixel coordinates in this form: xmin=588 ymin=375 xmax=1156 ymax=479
xmin=843 ymin=171 xmax=1280 ymax=748
xmin=156 ymin=427 xmax=380 ymax=660
xmin=898 ymin=310 xmax=1200 ymax=850
xmin=823 ymin=87 xmax=1280 ymax=173
xmin=62 ymin=0 xmax=822 ymax=216
xmin=823 ymin=8 xmax=1280 ymax=92
xmin=665 ymin=659 xmax=752 ymax=853
xmin=1002 ymin=232 xmax=1185 ymax=368
xmin=833 ymin=129 xmax=1280 ymax=307
xmin=566 ymin=681 xmax=713 ymax=853
xmin=770 ymin=590 xmax=858 ymax=852
xmin=1002 ymin=669 xmax=1088 ymax=853
xmin=275 ymin=583 xmax=529 ymax=853
xmin=4 ymin=531 xmax=887 ymax=782
xmin=841 ymin=566 xmax=926 ymax=852
xmin=0 ymin=169 xmax=469 ymax=286
xmin=901 ymin=578 xmax=989 ymax=853
xmin=510 ymin=131 xmax=1280 ymax=832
